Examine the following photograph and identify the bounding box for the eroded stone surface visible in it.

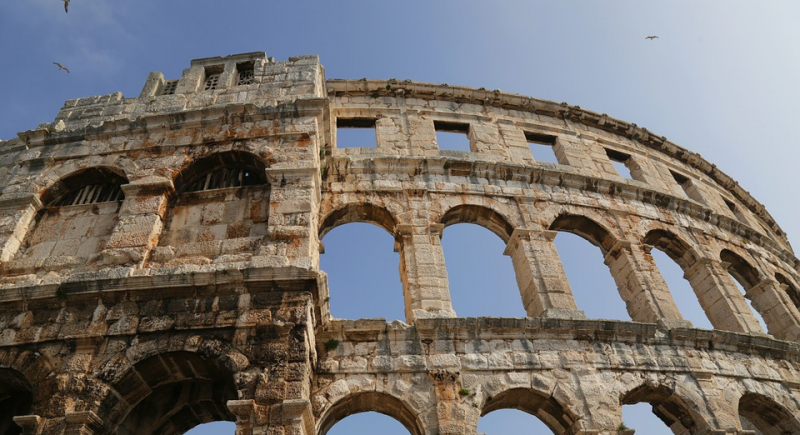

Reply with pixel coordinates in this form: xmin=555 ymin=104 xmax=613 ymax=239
xmin=0 ymin=52 xmax=797 ymax=435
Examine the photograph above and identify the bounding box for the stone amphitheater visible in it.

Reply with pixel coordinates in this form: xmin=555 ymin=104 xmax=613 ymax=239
xmin=0 ymin=51 xmax=798 ymax=435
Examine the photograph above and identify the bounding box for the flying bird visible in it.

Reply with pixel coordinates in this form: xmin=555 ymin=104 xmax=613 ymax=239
xmin=62 ymin=0 xmax=69 ymax=13
xmin=53 ymin=62 xmax=70 ymax=73
xmin=645 ymin=35 xmax=659 ymax=40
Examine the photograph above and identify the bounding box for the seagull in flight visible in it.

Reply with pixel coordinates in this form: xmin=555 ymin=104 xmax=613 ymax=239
xmin=62 ymin=0 xmax=69 ymax=13
xmin=53 ymin=62 xmax=70 ymax=73
xmin=645 ymin=35 xmax=659 ymax=40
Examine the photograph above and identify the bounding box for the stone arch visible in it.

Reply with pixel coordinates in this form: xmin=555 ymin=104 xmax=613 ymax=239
xmin=9 ymin=166 xmax=129 ymax=272
xmin=738 ymin=391 xmax=800 ymax=435
xmin=319 ymin=202 xmax=398 ymax=240
xmin=0 ymin=368 xmax=33 ymax=435
xmin=172 ymin=150 xmax=269 ymax=194
xmin=774 ymin=271 xmax=800 ymax=308
xmin=720 ymin=249 xmax=762 ymax=290
xmin=95 ymin=336 xmax=251 ymax=390
xmin=102 ymin=351 xmax=239 ymax=435
xmin=38 ymin=166 xmax=128 ymax=207
xmin=620 ymin=382 xmax=712 ymax=434
xmin=481 ymin=387 xmax=578 ymax=435
xmin=158 ymin=150 xmax=271 ymax=264
xmin=548 ymin=213 xmax=617 ymax=254
xmin=643 ymin=229 xmax=699 ymax=271
xmin=439 ymin=204 xmax=514 ymax=242
xmin=317 ymin=391 xmax=424 ymax=435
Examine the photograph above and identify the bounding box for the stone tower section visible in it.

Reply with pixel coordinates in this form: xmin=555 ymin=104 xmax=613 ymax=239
xmin=0 ymin=52 xmax=798 ymax=435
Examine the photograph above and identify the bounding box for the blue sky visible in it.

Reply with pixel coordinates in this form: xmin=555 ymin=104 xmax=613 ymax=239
xmin=2 ymin=1 xmax=799 ymax=434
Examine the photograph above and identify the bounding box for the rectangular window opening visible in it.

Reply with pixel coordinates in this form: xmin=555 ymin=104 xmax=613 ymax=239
xmin=161 ymin=79 xmax=179 ymax=96
xmin=236 ymin=61 xmax=255 ymax=86
xmin=724 ymin=198 xmax=749 ymax=224
xmin=434 ymin=121 xmax=471 ymax=151
xmin=204 ymin=65 xmax=224 ymax=91
xmin=525 ymin=131 xmax=559 ymax=164
xmin=336 ymin=118 xmax=378 ymax=148
xmin=606 ymin=149 xmax=634 ymax=179
xmin=670 ymin=170 xmax=704 ymax=204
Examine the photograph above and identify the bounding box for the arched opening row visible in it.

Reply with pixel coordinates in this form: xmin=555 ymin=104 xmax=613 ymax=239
xmin=11 ymin=151 xmax=271 ymax=269
xmin=1 ymin=358 xmax=798 ymax=435
xmin=320 ymin=204 xmax=800 ymax=341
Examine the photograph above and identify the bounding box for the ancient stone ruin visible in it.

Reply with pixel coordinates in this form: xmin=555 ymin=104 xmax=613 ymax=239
xmin=0 ymin=51 xmax=798 ymax=434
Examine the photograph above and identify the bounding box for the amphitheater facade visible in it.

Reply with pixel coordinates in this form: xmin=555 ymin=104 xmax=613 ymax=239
xmin=0 ymin=52 xmax=798 ymax=435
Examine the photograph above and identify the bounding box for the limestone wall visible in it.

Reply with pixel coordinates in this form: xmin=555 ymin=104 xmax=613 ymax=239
xmin=0 ymin=52 xmax=796 ymax=434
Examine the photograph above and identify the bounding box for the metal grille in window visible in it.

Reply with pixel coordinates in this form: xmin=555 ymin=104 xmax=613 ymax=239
xmin=185 ymin=168 xmax=261 ymax=192
xmin=56 ymin=183 xmax=124 ymax=207
xmin=237 ymin=69 xmax=255 ymax=85
xmin=204 ymin=73 xmax=221 ymax=91
xmin=161 ymin=80 xmax=178 ymax=95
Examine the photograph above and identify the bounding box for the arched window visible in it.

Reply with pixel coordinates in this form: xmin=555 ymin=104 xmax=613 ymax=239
xmin=481 ymin=388 xmax=577 ymax=435
xmin=720 ymin=250 xmax=768 ymax=332
xmin=183 ymin=421 xmax=235 ymax=435
xmin=478 ymin=409 xmax=554 ymax=434
xmin=775 ymin=272 xmax=800 ymax=309
xmin=157 ymin=152 xmax=269 ymax=264
xmin=319 ymin=392 xmax=423 ymax=435
xmin=441 ymin=223 xmax=522 ymax=317
xmin=738 ymin=392 xmax=800 ymax=435
xmin=621 ymin=384 xmax=706 ymax=435
xmin=327 ymin=413 xmax=410 ymax=435
xmin=644 ymin=230 xmax=713 ymax=329
xmin=12 ymin=168 xmax=127 ymax=272
xmin=109 ymin=352 xmax=237 ymax=435
xmin=319 ymin=204 xmax=402 ymax=321
xmin=439 ymin=205 xmax=521 ymax=317
xmin=549 ymin=215 xmax=629 ymax=321
xmin=320 ymin=222 xmax=403 ymax=321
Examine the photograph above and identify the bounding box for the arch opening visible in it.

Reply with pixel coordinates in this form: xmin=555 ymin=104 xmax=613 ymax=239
xmin=775 ymin=272 xmax=800 ymax=309
xmin=478 ymin=408 xmax=554 ymax=434
xmin=319 ymin=392 xmax=422 ymax=435
xmin=327 ymin=412 xmax=411 ymax=435
xmin=644 ymin=230 xmax=713 ymax=329
xmin=157 ymin=151 xmax=270 ymax=263
xmin=621 ymin=384 xmax=704 ymax=435
xmin=173 ymin=151 xmax=268 ymax=194
xmin=481 ymin=388 xmax=577 ymax=435
xmin=40 ymin=167 xmax=128 ymax=207
xmin=738 ymin=392 xmax=800 ymax=435
xmin=109 ymin=352 xmax=237 ymax=435
xmin=720 ymin=249 xmax=768 ymax=332
xmin=551 ymin=230 xmax=629 ymax=321
xmin=320 ymin=221 xmax=404 ymax=321
xmin=183 ymin=421 xmax=236 ymax=435
xmin=0 ymin=368 xmax=33 ymax=435
xmin=319 ymin=203 xmax=397 ymax=240
xmin=14 ymin=167 xmax=128 ymax=270
xmin=441 ymin=223 xmax=522 ymax=317
xmin=440 ymin=204 xmax=513 ymax=243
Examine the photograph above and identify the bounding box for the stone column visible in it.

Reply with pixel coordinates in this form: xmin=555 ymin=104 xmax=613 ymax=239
xmin=263 ymin=167 xmax=319 ymax=268
xmin=604 ymin=241 xmax=691 ymax=326
xmin=683 ymin=259 xmax=763 ymax=333
xmin=0 ymin=194 xmax=42 ymax=261
xmin=397 ymin=224 xmax=456 ymax=321
xmin=746 ymin=278 xmax=800 ymax=340
xmin=427 ymin=369 xmax=480 ymax=435
xmin=100 ymin=177 xmax=173 ymax=267
xmin=503 ymin=229 xmax=585 ymax=319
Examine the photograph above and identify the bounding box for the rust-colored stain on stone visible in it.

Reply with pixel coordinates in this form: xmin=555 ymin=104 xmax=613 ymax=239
xmin=0 ymin=52 xmax=795 ymax=434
